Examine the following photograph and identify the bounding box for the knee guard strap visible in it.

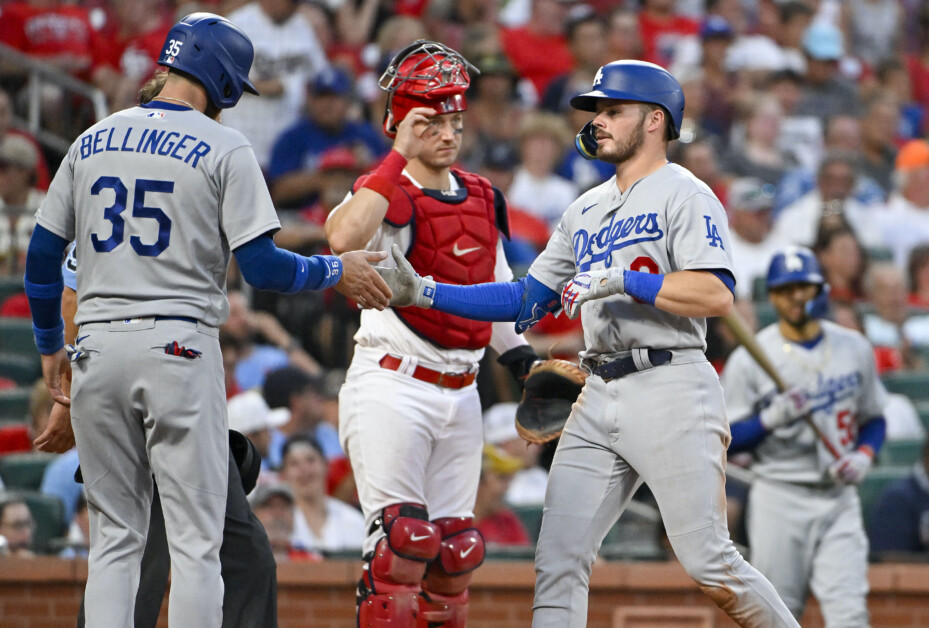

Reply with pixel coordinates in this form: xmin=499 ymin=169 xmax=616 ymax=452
xmin=417 ymin=517 xmax=485 ymax=628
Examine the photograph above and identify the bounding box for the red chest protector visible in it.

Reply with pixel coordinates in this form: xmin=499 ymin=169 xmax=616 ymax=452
xmin=357 ymin=169 xmax=503 ymax=350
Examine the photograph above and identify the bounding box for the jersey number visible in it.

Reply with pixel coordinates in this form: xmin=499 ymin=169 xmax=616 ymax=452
xmin=836 ymin=409 xmax=855 ymax=447
xmin=629 ymin=256 xmax=659 ymax=304
xmin=90 ymin=177 xmax=174 ymax=257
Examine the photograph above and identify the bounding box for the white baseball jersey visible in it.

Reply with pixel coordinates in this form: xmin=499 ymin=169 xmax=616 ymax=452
xmin=528 ymin=163 xmax=734 ymax=359
xmin=723 ymin=320 xmax=888 ymax=483
xmin=35 ymin=105 xmax=280 ymax=326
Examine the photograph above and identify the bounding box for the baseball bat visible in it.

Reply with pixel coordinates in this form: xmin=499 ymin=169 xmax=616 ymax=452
xmin=721 ymin=310 xmax=842 ymax=460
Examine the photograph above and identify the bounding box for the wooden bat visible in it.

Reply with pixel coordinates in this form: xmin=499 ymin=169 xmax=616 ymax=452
xmin=721 ymin=310 xmax=842 ymax=460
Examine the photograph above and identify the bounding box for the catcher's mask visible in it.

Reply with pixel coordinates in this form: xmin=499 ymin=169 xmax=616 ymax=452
xmin=379 ymin=40 xmax=479 ymax=138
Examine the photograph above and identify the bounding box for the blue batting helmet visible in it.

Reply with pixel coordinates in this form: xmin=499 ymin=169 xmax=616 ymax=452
xmin=570 ymin=60 xmax=685 ymax=139
xmin=766 ymin=246 xmax=825 ymax=290
xmin=158 ymin=13 xmax=258 ymax=109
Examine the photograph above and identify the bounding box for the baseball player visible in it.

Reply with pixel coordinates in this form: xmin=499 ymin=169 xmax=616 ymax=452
xmin=324 ymin=41 xmax=537 ymax=627
xmin=377 ymin=60 xmax=801 ymax=627
xmin=723 ymin=247 xmax=887 ymax=625
xmin=24 ymin=13 xmax=389 ymax=628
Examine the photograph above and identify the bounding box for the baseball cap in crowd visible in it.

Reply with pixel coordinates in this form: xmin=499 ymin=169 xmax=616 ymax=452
xmin=317 ymin=147 xmax=363 ymax=173
xmin=227 ymin=390 xmax=290 ymax=434
xmin=263 ymin=366 xmax=320 ymax=409
xmin=247 ymin=481 xmax=295 ymax=509
xmin=802 ymin=22 xmax=844 ymax=61
xmin=894 ymin=139 xmax=929 ymax=172
xmin=482 ymin=143 xmax=519 ymax=172
xmin=482 ymin=443 xmax=523 ymax=475
xmin=0 ymin=135 xmax=38 ymax=171
xmin=728 ymin=178 xmax=776 ymax=211
xmin=482 ymin=402 xmax=520 ymax=445
xmin=700 ymin=16 xmax=734 ymax=40
xmin=311 ymin=66 xmax=352 ymax=96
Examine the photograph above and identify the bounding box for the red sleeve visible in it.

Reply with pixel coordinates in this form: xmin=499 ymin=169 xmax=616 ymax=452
xmin=0 ymin=4 xmax=28 ymax=51
xmin=352 ymin=173 xmax=415 ymax=226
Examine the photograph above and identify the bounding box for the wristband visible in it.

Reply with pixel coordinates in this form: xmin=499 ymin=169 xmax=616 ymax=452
xmin=34 ymin=320 xmax=65 ymax=355
xmin=362 ymin=150 xmax=408 ymax=200
xmin=622 ymin=270 xmax=664 ymax=305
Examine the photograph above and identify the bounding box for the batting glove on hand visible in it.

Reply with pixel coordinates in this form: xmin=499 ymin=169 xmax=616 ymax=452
xmin=759 ymin=387 xmax=813 ymax=431
xmin=375 ymin=243 xmax=436 ymax=308
xmin=561 ymin=268 xmax=625 ymax=319
xmin=829 ymin=448 xmax=873 ymax=485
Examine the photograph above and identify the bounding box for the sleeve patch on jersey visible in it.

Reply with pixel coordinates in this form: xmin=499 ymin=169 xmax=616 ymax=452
xmin=703 ymin=215 xmax=725 ymax=249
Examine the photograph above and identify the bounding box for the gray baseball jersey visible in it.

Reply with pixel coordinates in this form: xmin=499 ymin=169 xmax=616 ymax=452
xmin=35 ymin=106 xmax=280 ymax=326
xmin=722 ymin=320 xmax=888 ymax=483
xmin=528 ymin=163 xmax=733 ymax=359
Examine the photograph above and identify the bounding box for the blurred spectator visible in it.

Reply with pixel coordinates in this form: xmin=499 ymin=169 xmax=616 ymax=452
xmin=813 ymin=223 xmax=868 ymax=304
xmin=0 ymin=134 xmax=45 ymax=274
xmin=673 ymin=138 xmax=729 ymax=201
xmin=771 ymin=1 xmax=813 ymax=72
xmin=766 ymin=69 xmax=823 ymax=174
xmin=222 ymin=290 xmax=321 ymax=391
xmin=0 ymin=88 xmax=49 ymax=190
xmin=268 ymin=67 xmax=386 ymax=208
xmin=831 ymin=301 xmax=905 ymax=375
xmin=0 ymin=0 xmax=95 ymax=78
xmin=695 ymin=17 xmax=737 ymax=139
xmin=875 ymin=58 xmax=925 ymax=141
xmin=473 ymin=444 xmax=530 ymax=547
xmin=636 ymin=0 xmax=698 ymax=68
xmin=507 ymin=111 xmax=577 ymax=228
xmin=482 ymin=402 xmax=548 ymax=506
xmin=460 ymin=51 xmax=523 ymax=172
xmin=227 ymin=390 xmax=290 ymax=474
xmin=773 ymin=151 xmax=881 ymax=249
xmin=223 ymin=0 xmax=329 ymax=170
xmin=868 ymin=440 xmax=929 ymax=554
xmin=907 ymin=244 xmax=929 ymax=309
xmin=795 ymin=21 xmax=862 ymax=122
xmin=0 ymin=493 xmax=35 ymax=557
xmin=724 ymin=2 xmax=801 ymax=74
xmin=862 ymin=263 xmax=929 ymax=368
xmin=724 ymin=178 xmax=783 ymax=301
xmin=724 ymin=96 xmax=793 ymax=186
xmin=905 ymin=4 xmax=929 ymax=111
xmin=500 ymin=0 xmax=574 ymax=100
xmin=877 ymin=139 xmax=929 ymax=269
xmin=541 ymin=10 xmax=607 ymax=114
xmin=846 ymin=0 xmax=902 ymax=68
xmin=263 ymin=366 xmax=342 ymax=467
xmin=858 ymin=95 xmax=900 ymax=196
xmin=248 ymin=482 xmax=319 ymax=562
xmin=90 ymin=0 xmax=171 ymax=112
xmin=605 ymin=7 xmax=643 ymax=62
xmin=775 ymin=114 xmax=885 ymax=212
xmin=278 ymin=434 xmax=364 ymax=554
xmin=59 ymin=492 xmax=88 ymax=558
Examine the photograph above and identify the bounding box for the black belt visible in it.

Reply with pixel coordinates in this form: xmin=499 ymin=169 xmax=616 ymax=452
xmin=594 ymin=349 xmax=672 ymax=382
xmin=154 ymin=316 xmax=198 ymax=324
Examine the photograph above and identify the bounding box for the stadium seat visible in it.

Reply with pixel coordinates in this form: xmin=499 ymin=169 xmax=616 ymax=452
xmin=483 ymin=545 xmax=536 ymax=561
xmin=0 ymin=452 xmax=57 ymax=491
xmin=0 ymin=353 xmax=40 ymax=386
xmin=19 ymin=490 xmax=66 ymax=555
xmin=0 ymin=423 xmax=31 ymax=454
xmin=881 ymin=371 xmax=929 ymax=401
xmin=0 ymin=387 xmax=31 ymax=421
xmin=916 ymin=401 xmax=929 ymax=432
xmin=0 ymin=318 xmax=37 ymax=357
xmin=879 ymin=439 xmax=925 ymax=467
xmin=858 ymin=466 xmax=911 ymax=522
xmin=511 ymin=504 xmax=543 ymax=545
xmin=754 ymin=302 xmax=778 ymax=329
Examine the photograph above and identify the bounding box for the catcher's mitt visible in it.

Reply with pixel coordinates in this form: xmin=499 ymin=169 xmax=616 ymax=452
xmin=515 ymin=359 xmax=588 ymax=444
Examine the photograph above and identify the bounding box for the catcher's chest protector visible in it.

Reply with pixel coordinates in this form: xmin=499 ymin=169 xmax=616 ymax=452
xmin=389 ymin=170 xmax=498 ymax=349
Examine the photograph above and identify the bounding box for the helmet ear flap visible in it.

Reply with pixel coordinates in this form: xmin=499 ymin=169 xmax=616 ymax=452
xmin=575 ymin=121 xmax=598 ymax=160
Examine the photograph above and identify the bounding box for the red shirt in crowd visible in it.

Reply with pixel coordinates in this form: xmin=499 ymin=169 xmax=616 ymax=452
xmin=500 ymin=26 xmax=574 ymax=98
xmin=637 ymin=11 xmax=698 ymax=67
xmin=0 ymin=2 xmax=95 ymax=78
xmin=91 ymin=17 xmax=172 ymax=86
xmin=475 ymin=509 xmax=531 ymax=547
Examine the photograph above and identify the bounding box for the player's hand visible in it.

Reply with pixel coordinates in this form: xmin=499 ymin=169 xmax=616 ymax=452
xmin=34 ymin=402 xmax=75 ymax=453
xmin=40 ymin=349 xmax=70 ymax=407
xmin=335 ymin=250 xmax=393 ymax=310
xmin=392 ymin=106 xmax=438 ymax=161
xmin=758 ymin=387 xmax=812 ymax=431
xmin=828 ymin=448 xmax=873 ymax=485
xmin=375 ymin=244 xmax=437 ymax=308
xmin=561 ymin=268 xmax=625 ymax=319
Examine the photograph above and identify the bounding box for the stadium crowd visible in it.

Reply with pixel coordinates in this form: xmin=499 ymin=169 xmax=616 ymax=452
xmin=0 ymin=0 xmax=927 ymax=567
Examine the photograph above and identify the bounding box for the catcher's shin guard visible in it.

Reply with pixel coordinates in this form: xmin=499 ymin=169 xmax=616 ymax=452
xmin=357 ymin=503 xmax=442 ymax=627
xmin=417 ymin=517 xmax=485 ymax=628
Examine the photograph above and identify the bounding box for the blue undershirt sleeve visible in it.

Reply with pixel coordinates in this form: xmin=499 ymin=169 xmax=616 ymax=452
xmin=429 ymin=274 xmax=561 ymax=333
xmin=856 ymin=416 xmax=886 ymax=454
xmin=234 ymin=235 xmax=342 ymax=293
xmin=24 ymin=225 xmax=69 ymax=354
xmin=728 ymin=415 xmax=768 ymax=454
